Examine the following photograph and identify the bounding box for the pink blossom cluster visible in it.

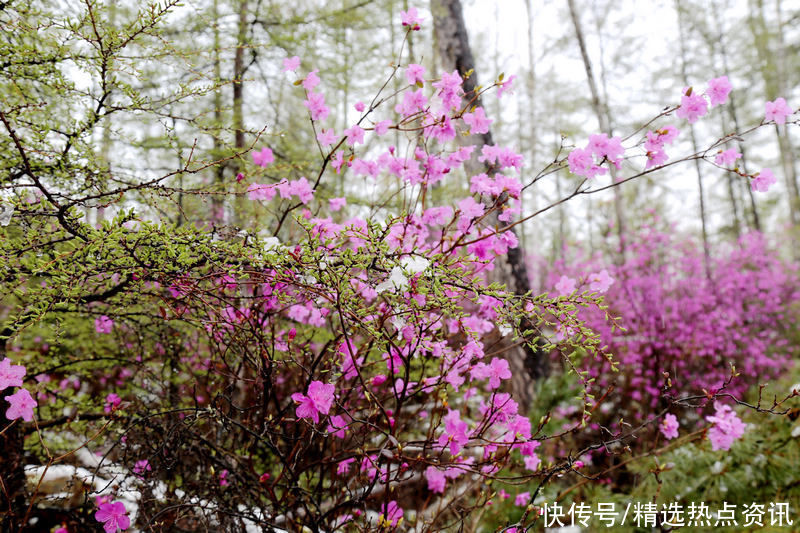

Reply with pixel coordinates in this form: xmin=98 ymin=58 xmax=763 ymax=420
xmin=247 ymin=177 xmax=314 ymax=204
xmin=705 ymin=402 xmax=746 ymax=451
xmin=765 ymin=97 xmax=793 ymax=125
xmin=550 ymin=229 xmax=799 ymax=433
xmin=676 ymin=76 xmax=731 ymax=124
xmin=1 ymin=358 xmax=36 ymax=422
xmin=567 ymin=133 xmax=625 ymax=179
xmin=644 ymin=125 xmax=679 ymax=169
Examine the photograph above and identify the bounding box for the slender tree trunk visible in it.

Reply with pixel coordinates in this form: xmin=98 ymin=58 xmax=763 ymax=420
xmin=212 ymin=0 xmax=226 ymax=226
xmin=719 ymin=112 xmax=742 ymax=238
xmin=675 ymin=0 xmax=711 ymax=278
xmin=232 ymin=0 xmax=248 ymax=227
xmin=688 ymin=1 xmax=742 ymax=238
xmin=773 ymin=0 xmax=800 ymax=240
xmin=707 ymin=2 xmax=742 ymax=237
xmin=748 ymin=0 xmax=799 ymax=235
xmin=713 ymin=0 xmax=761 ymax=231
xmin=94 ymin=0 xmax=118 ymax=228
xmin=431 ymin=0 xmax=549 ymax=411
xmin=404 ymin=0 xmax=415 ymax=63
xmin=522 ymin=0 xmax=538 ymax=248
xmin=566 ymin=0 xmax=626 ymax=258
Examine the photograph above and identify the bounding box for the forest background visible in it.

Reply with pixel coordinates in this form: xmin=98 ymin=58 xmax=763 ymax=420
xmin=1 ymin=0 xmax=799 ymax=531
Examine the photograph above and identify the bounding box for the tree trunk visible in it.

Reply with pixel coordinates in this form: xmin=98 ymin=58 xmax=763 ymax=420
xmin=674 ymin=0 xmax=711 ymax=278
xmin=712 ymin=0 xmax=761 ymax=231
xmin=211 ymin=0 xmax=226 ymax=226
xmin=431 ymin=0 xmax=549 ymax=412
xmin=232 ymin=0 xmax=248 ymax=228
xmin=566 ymin=0 xmax=626 ymax=258
xmin=748 ymin=0 xmax=799 ymax=236
xmin=773 ymin=0 xmax=800 ymax=248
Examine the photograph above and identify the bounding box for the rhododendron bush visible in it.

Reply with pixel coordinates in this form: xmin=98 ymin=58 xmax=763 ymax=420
xmin=547 ymin=229 xmax=800 ymax=452
xmin=1 ymin=3 xmax=799 ymax=532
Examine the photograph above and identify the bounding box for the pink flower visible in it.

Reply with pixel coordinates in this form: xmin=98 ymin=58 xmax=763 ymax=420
xmin=714 ymin=148 xmax=742 ymax=167
xmin=0 ymin=357 xmax=26 ymax=391
xmin=354 ymin=101 xmax=365 ymax=112
xmin=303 ymin=92 xmax=329 ymax=121
xmin=433 ymin=70 xmax=464 ymax=110
xmin=374 ymin=120 xmax=392 ymax=136
xmin=437 ymin=409 xmax=470 ymax=455
xmin=133 ymin=459 xmax=151 ymax=477
xmin=288 ymin=177 xmax=314 ymax=204
xmin=394 ymin=88 xmax=428 ymax=117
xmin=326 ymin=414 xmax=349 ymax=438
xmin=380 ymin=500 xmax=404 ymax=527
xmin=247 ymin=183 xmax=277 ymax=201
xmin=588 ymin=269 xmax=614 ymax=293
xmin=219 ymin=469 xmax=229 ymax=486
xmin=567 ymin=147 xmax=605 ymax=179
xmin=343 ymin=125 xmax=365 ymax=147
xmin=706 ymin=402 xmax=746 ymax=451
xmin=463 ymin=107 xmax=492 ymax=135
xmin=251 ymin=147 xmax=274 ymax=167
xmin=458 ymin=196 xmax=485 ymax=219
xmin=405 ymin=63 xmax=426 ymax=85
xmin=524 ymin=453 xmax=541 ymax=471
xmin=400 ymin=7 xmax=423 ymax=30
xmin=515 ymin=491 xmax=530 ymax=506
xmin=470 ymin=357 xmax=511 ymax=390
xmin=497 ymin=74 xmax=515 ymax=98
xmin=334 ymin=514 xmax=353 ymax=527
xmin=425 ymin=466 xmax=446 ymax=493
xmin=751 ymin=168 xmax=776 ymax=192
xmin=765 ymin=97 xmax=792 ymax=125
xmin=282 ymin=56 xmax=300 ymax=72
xmin=660 ymin=413 xmax=679 ymax=440
xmin=706 ymin=76 xmax=732 ymax=107
xmin=104 ymin=393 xmax=121 ymax=414
xmin=95 ymin=315 xmax=114 ymax=334
xmin=95 ymin=501 xmax=130 ymax=533
xmin=587 ymin=133 xmax=624 ymax=167
xmin=5 ymin=388 xmax=36 ymax=421
xmin=317 ymin=128 xmax=337 ymax=146
xmin=336 ymin=457 xmax=355 ymax=475
xmin=329 ymin=197 xmax=346 ymax=212
xmin=55 ymin=528 xmax=69 ymax=533
xmin=658 ymin=125 xmax=680 ymax=144
xmin=302 ymin=69 xmax=320 ymax=91
xmin=676 ymin=90 xmax=708 ymax=124
xmin=646 ymin=148 xmax=668 ymax=169
xmin=291 ymin=380 xmax=335 ymax=423
xmin=555 ymin=275 xmax=576 ymax=296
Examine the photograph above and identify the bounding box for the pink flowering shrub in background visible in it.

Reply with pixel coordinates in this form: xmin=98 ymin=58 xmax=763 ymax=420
xmin=548 ymin=227 xmax=799 ymax=449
